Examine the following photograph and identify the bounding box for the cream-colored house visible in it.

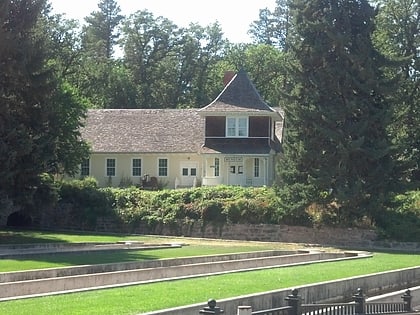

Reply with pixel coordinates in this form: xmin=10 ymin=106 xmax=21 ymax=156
xmin=79 ymin=70 xmax=284 ymax=188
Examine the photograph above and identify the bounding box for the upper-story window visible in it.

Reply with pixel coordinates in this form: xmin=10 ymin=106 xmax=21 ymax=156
xmin=226 ymin=117 xmax=248 ymax=137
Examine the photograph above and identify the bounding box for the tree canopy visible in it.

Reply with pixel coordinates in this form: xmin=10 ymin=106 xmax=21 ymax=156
xmin=0 ymin=0 xmax=88 ymax=213
xmin=1 ymin=0 xmax=418 ymax=227
xmin=277 ymin=0 xmax=398 ymax=224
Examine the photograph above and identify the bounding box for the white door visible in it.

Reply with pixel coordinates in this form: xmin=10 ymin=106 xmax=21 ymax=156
xmin=180 ymin=162 xmax=198 ymax=186
xmin=227 ymin=163 xmax=244 ymax=186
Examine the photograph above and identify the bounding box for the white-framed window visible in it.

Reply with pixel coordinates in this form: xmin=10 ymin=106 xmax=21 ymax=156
xmin=214 ymin=158 xmax=220 ymax=176
xmin=132 ymin=158 xmax=142 ymax=177
xmin=158 ymin=158 xmax=168 ymax=176
xmin=254 ymin=158 xmax=260 ymax=177
xmin=80 ymin=158 xmax=90 ymax=176
xmin=226 ymin=117 xmax=248 ymax=137
xmin=106 ymin=158 xmax=116 ymax=177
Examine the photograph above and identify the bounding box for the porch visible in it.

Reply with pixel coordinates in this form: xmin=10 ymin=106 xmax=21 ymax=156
xmin=201 ymin=155 xmax=272 ymax=187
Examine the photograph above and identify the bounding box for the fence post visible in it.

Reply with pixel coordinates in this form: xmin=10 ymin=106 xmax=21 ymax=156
xmin=285 ymin=289 xmax=302 ymax=315
xmin=353 ymin=288 xmax=366 ymax=315
xmin=237 ymin=305 xmax=252 ymax=315
xmin=199 ymin=299 xmax=224 ymax=314
xmin=402 ymin=289 xmax=412 ymax=312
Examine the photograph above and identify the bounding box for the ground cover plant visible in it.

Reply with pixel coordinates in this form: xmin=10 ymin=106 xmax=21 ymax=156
xmin=0 ymin=252 xmax=419 ymax=315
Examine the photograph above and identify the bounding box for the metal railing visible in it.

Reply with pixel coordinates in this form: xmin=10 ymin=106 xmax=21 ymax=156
xmin=198 ymin=288 xmax=413 ymax=315
xmin=302 ymin=303 xmax=356 ymax=315
xmin=252 ymin=305 xmax=292 ymax=315
xmin=365 ymin=302 xmax=408 ymax=315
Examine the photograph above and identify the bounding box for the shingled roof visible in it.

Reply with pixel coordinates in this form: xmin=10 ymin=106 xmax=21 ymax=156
xmin=81 ymin=109 xmax=204 ymax=153
xmin=199 ymin=69 xmax=278 ymax=114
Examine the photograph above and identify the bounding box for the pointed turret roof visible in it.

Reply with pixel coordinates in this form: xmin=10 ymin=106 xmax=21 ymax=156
xmin=199 ymin=69 xmax=277 ymax=115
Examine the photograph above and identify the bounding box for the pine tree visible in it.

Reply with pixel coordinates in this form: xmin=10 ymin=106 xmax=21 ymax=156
xmin=82 ymin=0 xmax=123 ymax=59
xmin=277 ymin=0 xmax=397 ymax=224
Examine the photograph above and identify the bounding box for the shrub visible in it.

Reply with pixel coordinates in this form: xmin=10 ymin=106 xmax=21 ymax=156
xmin=375 ymin=191 xmax=420 ymax=242
xmin=58 ymin=178 xmax=114 ymax=228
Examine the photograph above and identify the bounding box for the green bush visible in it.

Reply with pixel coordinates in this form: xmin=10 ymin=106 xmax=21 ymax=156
xmin=58 ymin=177 xmax=114 ymax=227
xmin=53 ymin=180 xmax=420 ymax=241
xmin=375 ymin=191 xmax=420 ymax=242
xmin=71 ymin=185 xmax=288 ymax=228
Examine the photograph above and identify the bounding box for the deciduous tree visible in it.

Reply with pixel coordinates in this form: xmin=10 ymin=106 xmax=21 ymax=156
xmin=0 ymin=0 xmax=88 ymax=215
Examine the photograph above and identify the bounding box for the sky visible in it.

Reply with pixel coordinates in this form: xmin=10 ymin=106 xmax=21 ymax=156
xmin=49 ymin=0 xmax=276 ymax=44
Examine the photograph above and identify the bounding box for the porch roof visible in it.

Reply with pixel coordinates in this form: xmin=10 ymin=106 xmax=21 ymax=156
xmin=201 ymin=138 xmax=280 ymax=154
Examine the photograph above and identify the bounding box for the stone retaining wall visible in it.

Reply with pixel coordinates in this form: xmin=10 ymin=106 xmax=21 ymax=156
xmin=41 ymin=216 xmax=419 ymax=250
xmin=95 ymin=218 xmax=378 ymax=248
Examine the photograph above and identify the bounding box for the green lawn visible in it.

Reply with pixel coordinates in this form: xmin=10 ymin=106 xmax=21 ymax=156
xmin=0 ymin=230 xmax=419 ymax=315
xmin=0 ymin=245 xmax=282 ymax=272
xmin=0 ymin=229 xmax=290 ymax=272
xmin=0 ymin=252 xmax=419 ymax=315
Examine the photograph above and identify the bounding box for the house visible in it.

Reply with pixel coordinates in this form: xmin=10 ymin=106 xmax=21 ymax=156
xmin=78 ymin=69 xmax=284 ymax=188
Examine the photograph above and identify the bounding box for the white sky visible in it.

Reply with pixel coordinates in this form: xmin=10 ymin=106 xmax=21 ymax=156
xmin=49 ymin=0 xmax=276 ymax=43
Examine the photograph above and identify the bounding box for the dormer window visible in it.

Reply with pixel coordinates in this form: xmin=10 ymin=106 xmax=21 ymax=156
xmin=227 ymin=117 xmax=248 ymax=137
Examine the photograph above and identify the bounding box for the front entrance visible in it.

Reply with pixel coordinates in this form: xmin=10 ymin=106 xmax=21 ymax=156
xmin=227 ymin=163 xmax=244 ymax=185
xmin=180 ymin=161 xmax=198 ymax=187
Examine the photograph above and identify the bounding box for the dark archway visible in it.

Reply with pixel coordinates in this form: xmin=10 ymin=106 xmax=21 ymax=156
xmin=7 ymin=211 xmax=32 ymax=227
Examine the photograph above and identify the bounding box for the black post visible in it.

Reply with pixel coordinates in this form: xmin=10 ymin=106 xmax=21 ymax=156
xmin=353 ymin=288 xmax=366 ymax=315
xmin=285 ymin=289 xmax=302 ymax=315
xmin=402 ymin=289 xmax=412 ymax=312
xmin=199 ymin=299 xmax=224 ymax=314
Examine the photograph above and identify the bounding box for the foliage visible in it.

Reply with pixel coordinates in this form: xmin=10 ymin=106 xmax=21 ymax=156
xmin=249 ymin=0 xmax=292 ymax=51
xmin=57 ymin=183 xmax=286 ymax=228
xmin=373 ymin=0 xmax=420 ymax=187
xmin=277 ymin=0 xmax=397 ymax=224
xmin=81 ymin=0 xmax=123 ymax=59
xmin=58 ymin=177 xmax=114 ymax=227
xmin=375 ymin=191 xmax=420 ymax=242
xmin=47 ymin=179 xmax=420 ymax=241
xmin=0 ymin=0 xmax=89 ymax=216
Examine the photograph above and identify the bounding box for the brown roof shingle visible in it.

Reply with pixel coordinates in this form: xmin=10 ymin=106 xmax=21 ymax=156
xmin=81 ymin=109 xmax=204 ymax=153
xmin=199 ymin=69 xmax=277 ymax=114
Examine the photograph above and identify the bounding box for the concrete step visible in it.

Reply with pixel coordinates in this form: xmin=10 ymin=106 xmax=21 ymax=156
xmin=0 ymin=242 xmax=181 ymax=258
xmin=0 ymin=250 xmax=370 ymax=301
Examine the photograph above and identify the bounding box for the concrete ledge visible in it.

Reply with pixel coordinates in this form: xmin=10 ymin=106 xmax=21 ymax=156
xmin=0 ymin=242 xmax=181 ymax=258
xmin=143 ymin=266 xmax=420 ymax=315
xmin=0 ymin=250 xmax=297 ymax=282
xmin=0 ymin=251 xmax=368 ymax=300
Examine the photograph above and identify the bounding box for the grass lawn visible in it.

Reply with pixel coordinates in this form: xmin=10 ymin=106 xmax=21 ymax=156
xmin=0 ymin=252 xmax=419 ymax=315
xmin=0 ymin=229 xmax=297 ymax=272
xmin=0 ymin=230 xmax=419 ymax=315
